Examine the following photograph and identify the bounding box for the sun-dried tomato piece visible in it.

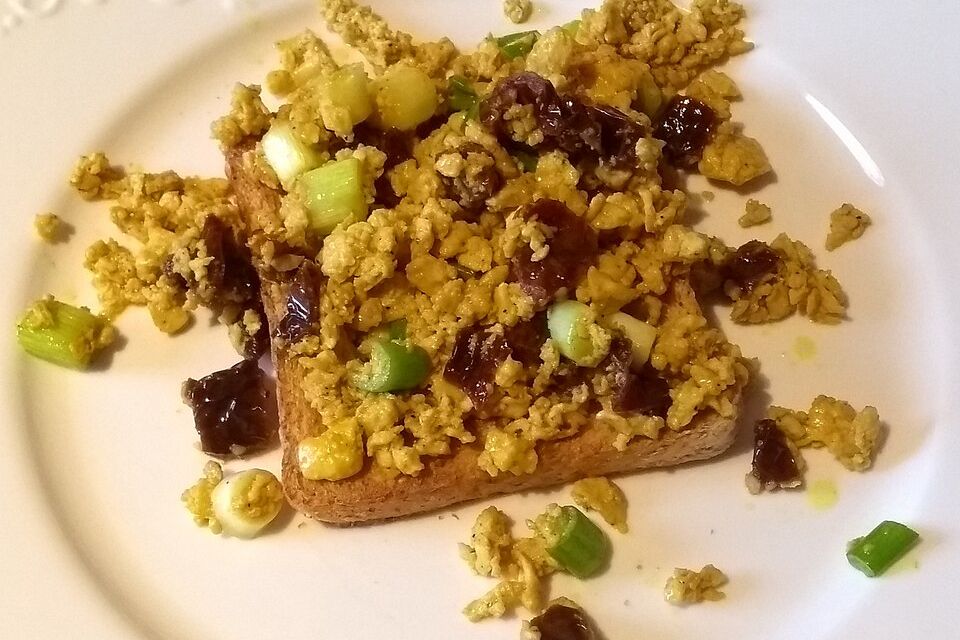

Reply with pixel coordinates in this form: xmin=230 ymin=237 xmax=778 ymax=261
xmin=749 ymin=418 xmax=803 ymax=491
xmin=726 ymin=240 xmax=781 ymax=292
xmin=530 ymin=604 xmax=595 ymax=640
xmin=275 ymin=261 xmax=322 ymax=344
xmin=503 ymin=311 xmax=548 ymax=366
xmin=443 ymin=327 xmax=510 ymax=411
xmin=654 ymin=96 xmax=718 ymax=169
xmin=512 ymin=199 xmax=598 ymax=306
xmin=199 ymin=216 xmax=269 ymax=359
xmin=604 ymin=339 xmax=671 ymax=418
xmin=439 ymin=143 xmax=503 ymax=212
xmin=201 ymin=216 xmax=260 ymax=303
xmin=481 ymin=72 xmax=646 ymax=169
xmin=182 ymin=359 xmax=274 ymax=457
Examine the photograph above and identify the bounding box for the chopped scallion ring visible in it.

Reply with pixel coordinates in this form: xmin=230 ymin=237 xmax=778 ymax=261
xmin=496 ymin=30 xmax=540 ymax=60
xmin=847 ymin=520 xmax=920 ymax=577
xmin=544 ymin=505 xmax=610 ymax=579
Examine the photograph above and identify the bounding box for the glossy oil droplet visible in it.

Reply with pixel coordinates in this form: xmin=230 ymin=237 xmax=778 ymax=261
xmin=793 ymin=335 xmax=817 ymax=361
xmin=807 ymin=479 xmax=838 ymax=510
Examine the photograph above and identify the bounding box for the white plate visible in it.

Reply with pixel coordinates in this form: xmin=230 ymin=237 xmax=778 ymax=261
xmin=2 ymin=1 xmax=959 ymax=638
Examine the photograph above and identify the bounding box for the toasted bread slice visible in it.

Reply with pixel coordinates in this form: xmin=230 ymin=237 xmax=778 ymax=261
xmin=226 ymin=144 xmax=743 ymax=525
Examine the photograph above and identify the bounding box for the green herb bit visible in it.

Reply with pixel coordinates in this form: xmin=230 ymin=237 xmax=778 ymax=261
xmin=298 ymin=157 xmax=367 ymax=236
xmin=376 ymin=319 xmax=407 ymax=342
xmin=508 ymin=144 xmax=539 ymax=173
xmin=16 ymin=296 xmax=116 ymax=369
xmin=847 ymin=520 xmax=920 ymax=577
xmin=496 ymin=30 xmax=540 ymax=60
xmin=447 ymin=75 xmax=479 ymax=113
xmin=352 ymin=339 xmax=430 ymax=393
xmin=536 ymin=505 xmax=610 ymax=579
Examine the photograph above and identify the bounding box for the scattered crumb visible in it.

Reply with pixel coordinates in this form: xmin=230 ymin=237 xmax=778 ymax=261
xmin=34 ymin=212 xmax=69 ymax=243
xmin=571 ymin=476 xmax=628 ymax=533
xmin=297 ymin=521 xmax=307 ymax=529
xmin=700 ymin=190 xmax=715 ymax=202
xmin=451 ymin=513 xmax=461 ymax=520
xmin=180 ymin=461 xmax=224 ymax=534
xmin=738 ymin=199 xmax=772 ymax=227
xmin=503 ymin=0 xmax=532 ymax=23
xmin=664 ymin=564 xmax=728 ymax=605
xmin=623 ymin=599 xmax=630 ymax=606
xmin=826 ymin=203 xmax=871 ymax=250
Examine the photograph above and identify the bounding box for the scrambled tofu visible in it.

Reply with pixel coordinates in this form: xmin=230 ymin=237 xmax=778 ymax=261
xmin=460 ymin=506 xmax=558 ymax=622
xmin=34 ymin=212 xmax=67 ymax=243
xmin=726 ymin=234 xmax=847 ymax=325
xmin=738 ymin=199 xmax=772 ymax=227
xmin=664 ymin=564 xmax=728 ymax=605
xmin=503 ymin=0 xmax=533 ymax=24
xmin=825 ymin=203 xmax=871 ymax=250
xmin=70 ymin=152 xmax=265 ymax=353
xmin=201 ymin=0 xmax=816 ymax=482
xmin=571 ymin=477 xmax=628 ymax=533
xmin=770 ymin=395 xmax=881 ymax=471
xmin=699 ymin=122 xmax=771 ymax=186
xmin=181 ymin=461 xmax=224 ymax=533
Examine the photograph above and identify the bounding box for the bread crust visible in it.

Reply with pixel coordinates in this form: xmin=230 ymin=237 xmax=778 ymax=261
xmin=226 ymin=143 xmax=743 ymax=525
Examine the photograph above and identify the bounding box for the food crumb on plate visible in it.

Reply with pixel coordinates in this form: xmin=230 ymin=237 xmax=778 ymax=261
xmin=738 ymin=198 xmax=772 ymax=227
xmin=34 ymin=212 xmax=68 ymax=243
xmin=571 ymin=476 xmax=628 ymax=533
xmin=664 ymin=564 xmax=728 ymax=605
xmin=181 ymin=461 xmax=224 ymax=534
xmin=503 ymin=0 xmax=533 ymax=24
xmin=826 ymin=203 xmax=871 ymax=250
xmin=770 ymin=395 xmax=880 ymax=471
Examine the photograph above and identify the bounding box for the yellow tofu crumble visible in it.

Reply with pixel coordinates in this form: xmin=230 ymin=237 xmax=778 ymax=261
xmin=825 ymin=203 xmax=871 ymax=250
xmin=738 ymin=199 xmax=772 ymax=227
xmin=770 ymin=395 xmax=880 ymax=471
xmin=664 ymin=564 xmax=728 ymax=604
xmin=34 ymin=213 xmax=67 ymax=243
xmin=460 ymin=506 xmax=560 ymax=622
xmin=571 ymin=477 xmax=628 ymax=533
xmin=181 ymin=461 xmax=225 ymax=534
xmin=504 ymin=0 xmax=533 ymax=24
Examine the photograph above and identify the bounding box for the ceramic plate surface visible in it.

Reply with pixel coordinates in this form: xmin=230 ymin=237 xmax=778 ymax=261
xmin=2 ymin=1 xmax=959 ymax=638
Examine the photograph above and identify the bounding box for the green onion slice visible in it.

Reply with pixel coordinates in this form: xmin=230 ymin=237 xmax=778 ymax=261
xmin=496 ymin=31 xmax=540 ymax=60
xmin=16 ymin=298 xmax=115 ymax=369
xmin=545 ymin=506 xmax=610 ymax=579
xmin=447 ymin=75 xmax=479 ymax=113
xmin=298 ymin=157 xmax=367 ymax=236
xmin=261 ymin=119 xmax=322 ymax=190
xmin=847 ymin=520 xmax=920 ymax=577
xmin=547 ymin=300 xmax=606 ymax=367
xmin=352 ymin=338 xmax=430 ymax=393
